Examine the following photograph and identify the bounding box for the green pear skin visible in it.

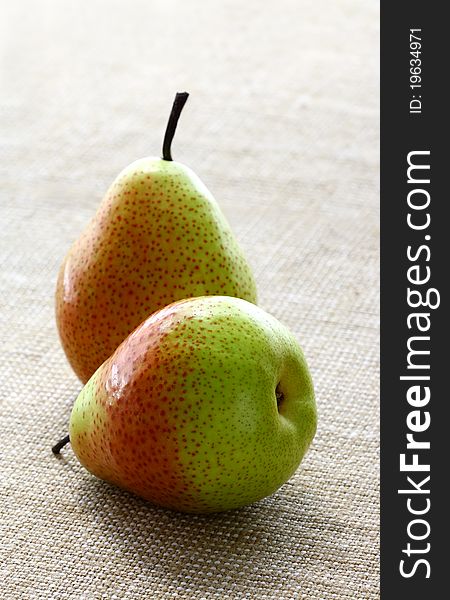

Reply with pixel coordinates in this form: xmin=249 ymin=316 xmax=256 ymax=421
xmin=69 ymin=296 xmax=317 ymax=513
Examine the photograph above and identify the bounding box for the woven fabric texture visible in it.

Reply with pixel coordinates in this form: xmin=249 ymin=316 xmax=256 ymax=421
xmin=1 ymin=0 xmax=379 ymax=598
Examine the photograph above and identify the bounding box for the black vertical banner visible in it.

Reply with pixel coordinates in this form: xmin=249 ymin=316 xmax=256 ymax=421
xmin=381 ymin=2 xmax=447 ymax=597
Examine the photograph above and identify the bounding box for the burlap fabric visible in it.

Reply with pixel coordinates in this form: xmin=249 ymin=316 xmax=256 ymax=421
xmin=0 ymin=0 xmax=379 ymax=598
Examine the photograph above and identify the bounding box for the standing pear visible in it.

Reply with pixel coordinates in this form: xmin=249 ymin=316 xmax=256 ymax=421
xmin=56 ymin=93 xmax=257 ymax=382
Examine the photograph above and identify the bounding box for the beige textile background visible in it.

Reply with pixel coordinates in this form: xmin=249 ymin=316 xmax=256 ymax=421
xmin=0 ymin=0 xmax=379 ymax=598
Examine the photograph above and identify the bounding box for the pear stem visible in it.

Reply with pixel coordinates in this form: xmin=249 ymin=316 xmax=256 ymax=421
xmin=52 ymin=434 xmax=70 ymax=455
xmin=162 ymin=92 xmax=189 ymax=161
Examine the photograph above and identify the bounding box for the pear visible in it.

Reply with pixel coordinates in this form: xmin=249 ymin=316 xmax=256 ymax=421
xmin=53 ymin=296 xmax=317 ymax=514
xmin=56 ymin=93 xmax=257 ymax=383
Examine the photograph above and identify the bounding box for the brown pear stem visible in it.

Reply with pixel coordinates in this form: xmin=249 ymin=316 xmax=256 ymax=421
xmin=52 ymin=434 xmax=70 ymax=455
xmin=162 ymin=92 xmax=189 ymax=161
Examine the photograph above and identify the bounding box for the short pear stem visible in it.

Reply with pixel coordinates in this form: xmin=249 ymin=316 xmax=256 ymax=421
xmin=162 ymin=92 xmax=189 ymax=161
xmin=52 ymin=434 xmax=70 ymax=455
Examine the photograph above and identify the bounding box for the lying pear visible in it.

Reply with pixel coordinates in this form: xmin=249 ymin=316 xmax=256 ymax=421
xmin=53 ymin=296 xmax=317 ymax=513
xmin=56 ymin=93 xmax=257 ymax=383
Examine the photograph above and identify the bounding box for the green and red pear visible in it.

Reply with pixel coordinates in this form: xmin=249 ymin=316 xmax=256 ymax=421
xmin=57 ymin=296 xmax=317 ymax=513
xmin=56 ymin=93 xmax=257 ymax=383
